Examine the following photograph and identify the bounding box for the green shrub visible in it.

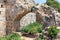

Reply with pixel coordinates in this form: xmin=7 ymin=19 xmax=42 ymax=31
xmin=0 ymin=37 xmax=7 ymax=40
xmin=0 ymin=33 xmax=21 ymax=40
xmin=6 ymin=33 xmax=21 ymax=40
xmin=30 ymin=6 xmax=35 ymax=12
xmin=48 ymin=26 xmax=58 ymax=39
xmin=20 ymin=22 xmax=43 ymax=34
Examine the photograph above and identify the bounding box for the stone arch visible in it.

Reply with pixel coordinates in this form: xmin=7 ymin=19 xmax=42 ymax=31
xmin=12 ymin=9 xmax=43 ymax=32
xmin=13 ymin=9 xmax=30 ymax=21
xmin=6 ymin=4 xmax=42 ymax=34
xmin=12 ymin=8 xmax=30 ymax=32
xmin=13 ymin=12 xmax=36 ymax=32
xmin=6 ymin=7 xmax=30 ymax=34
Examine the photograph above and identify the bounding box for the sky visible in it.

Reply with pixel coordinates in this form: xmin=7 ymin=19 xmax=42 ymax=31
xmin=34 ymin=0 xmax=60 ymax=4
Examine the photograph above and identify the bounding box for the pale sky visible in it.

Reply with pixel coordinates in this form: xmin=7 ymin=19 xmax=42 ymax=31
xmin=34 ymin=0 xmax=60 ymax=4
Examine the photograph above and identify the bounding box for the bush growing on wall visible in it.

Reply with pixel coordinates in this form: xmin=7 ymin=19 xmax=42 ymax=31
xmin=20 ymin=22 xmax=43 ymax=34
xmin=30 ymin=6 xmax=35 ymax=12
xmin=48 ymin=26 xmax=58 ymax=39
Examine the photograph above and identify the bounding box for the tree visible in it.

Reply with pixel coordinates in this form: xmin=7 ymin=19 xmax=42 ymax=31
xmin=46 ymin=0 xmax=60 ymax=12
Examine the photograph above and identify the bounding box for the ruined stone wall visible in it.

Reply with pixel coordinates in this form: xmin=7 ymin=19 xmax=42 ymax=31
xmin=0 ymin=0 xmax=60 ymax=36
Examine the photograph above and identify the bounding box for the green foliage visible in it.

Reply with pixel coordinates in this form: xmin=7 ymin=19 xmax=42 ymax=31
xmin=35 ymin=37 xmax=44 ymax=40
xmin=46 ymin=0 xmax=60 ymax=12
xmin=6 ymin=33 xmax=21 ymax=40
xmin=20 ymin=22 xmax=43 ymax=34
xmin=48 ymin=26 xmax=58 ymax=38
xmin=30 ymin=6 xmax=35 ymax=12
xmin=0 ymin=37 xmax=7 ymax=40
xmin=36 ymin=3 xmax=39 ymax=5
xmin=0 ymin=33 xmax=21 ymax=40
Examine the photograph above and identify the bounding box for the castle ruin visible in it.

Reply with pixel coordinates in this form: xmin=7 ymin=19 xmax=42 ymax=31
xmin=0 ymin=0 xmax=60 ymax=37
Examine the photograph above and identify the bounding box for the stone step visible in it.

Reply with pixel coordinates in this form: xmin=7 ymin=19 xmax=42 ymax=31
xmin=57 ymin=27 xmax=60 ymax=30
xmin=53 ymin=39 xmax=60 ymax=40
xmin=45 ymin=26 xmax=60 ymax=29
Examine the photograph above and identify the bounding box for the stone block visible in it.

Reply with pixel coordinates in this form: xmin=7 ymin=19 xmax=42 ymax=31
xmin=20 ymin=12 xmax=36 ymax=27
xmin=0 ymin=21 xmax=6 ymax=36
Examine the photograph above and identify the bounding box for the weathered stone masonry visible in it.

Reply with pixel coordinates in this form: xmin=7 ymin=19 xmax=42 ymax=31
xmin=0 ymin=0 xmax=36 ymax=36
xmin=0 ymin=0 xmax=60 ymax=37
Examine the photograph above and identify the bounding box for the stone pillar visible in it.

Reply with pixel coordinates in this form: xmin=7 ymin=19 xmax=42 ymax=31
xmin=0 ymin=8 xmax=6 ymax=36
xmin=14 ymin=21 xmax=20 ymax=32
